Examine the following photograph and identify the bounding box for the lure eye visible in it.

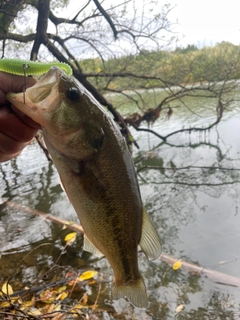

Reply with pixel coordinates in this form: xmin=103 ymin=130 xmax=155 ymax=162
xmin=67 ymin=87 xmax=81 ymax=101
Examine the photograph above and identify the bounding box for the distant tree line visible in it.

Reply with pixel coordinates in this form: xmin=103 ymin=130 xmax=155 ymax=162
xmin=82 ymin=41 xmax=240 ymax=92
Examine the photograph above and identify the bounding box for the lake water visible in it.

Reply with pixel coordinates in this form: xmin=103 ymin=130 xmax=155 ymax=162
xmin=1 ymin=85 xmax=240 ymax=319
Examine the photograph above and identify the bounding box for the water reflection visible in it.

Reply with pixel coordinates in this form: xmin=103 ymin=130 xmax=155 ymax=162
xmin=0 ymin=142 xmax=78 ymax=254
xmin=1 ymin=104 xmax=240 ymax=318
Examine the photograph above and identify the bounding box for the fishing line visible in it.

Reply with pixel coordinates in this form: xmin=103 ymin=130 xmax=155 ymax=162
xmin=22 ymin=63 xmax=29 ymax=104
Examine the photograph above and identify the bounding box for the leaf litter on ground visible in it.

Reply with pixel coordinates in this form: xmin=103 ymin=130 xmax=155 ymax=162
xmin=0 ymin=233 xmax=102 ymax=319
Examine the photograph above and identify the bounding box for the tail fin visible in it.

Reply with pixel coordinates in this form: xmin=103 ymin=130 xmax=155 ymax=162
xmin=112 ymin=276 xmax=148 ymax=308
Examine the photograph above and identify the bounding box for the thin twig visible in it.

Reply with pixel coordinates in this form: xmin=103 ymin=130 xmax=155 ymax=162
xmin=4 ymin=200 xmax=240 ymax=288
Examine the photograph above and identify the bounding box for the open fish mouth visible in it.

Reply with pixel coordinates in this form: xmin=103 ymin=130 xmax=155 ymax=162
xmin=6 ymin=67 xmax=64 ymax=125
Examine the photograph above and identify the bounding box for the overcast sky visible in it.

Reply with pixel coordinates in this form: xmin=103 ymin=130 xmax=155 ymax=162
xmin=55 ymin=0 xmax=240 ymax=53
xmin=169 ymin=0 xmax=240 ymax=47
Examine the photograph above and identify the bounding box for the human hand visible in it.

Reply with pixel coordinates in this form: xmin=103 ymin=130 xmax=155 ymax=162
xmin=0 ymin=72 xmax=40 ymax=162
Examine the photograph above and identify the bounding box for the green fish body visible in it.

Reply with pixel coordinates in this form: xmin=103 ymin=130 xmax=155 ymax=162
xmin=7 ymin=67 xmax=161 ymax=308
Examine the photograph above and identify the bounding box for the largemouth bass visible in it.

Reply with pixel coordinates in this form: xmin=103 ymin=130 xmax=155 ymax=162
xmin=7 ymin=67 xmax=161 ymax=308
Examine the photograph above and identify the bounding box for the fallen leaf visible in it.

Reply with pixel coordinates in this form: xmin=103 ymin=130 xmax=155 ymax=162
xmin=52 ymin=313 xmax=66 ymax=320
xmin=40 ymin=289 xmax=56 ymax=303
xmin=79 ymin=270 xmax=98 ymax=281
xmin=0 ymin=301 xmax=10 ymax=307
xmin=20 ymin=299 xmax=34 ymax=309
xmin=57 ymin=291 xmax=68 ymax=301
xmin=29 ymin=308 xmax=43 ymax=316
xmin=64 ymin=232 xmax=77 ymax=245
xmin=173 ymin=260 xmax=182 ymax=270
xmin=72 ymin=303 xmax=85 ymax=309
xmin=58 ymin=286 xmax=67 ymax=293
xmin=1 ymin=282 xmax=13 ymax=295
xmin=71 ymin=304 xmax=86 ymax=315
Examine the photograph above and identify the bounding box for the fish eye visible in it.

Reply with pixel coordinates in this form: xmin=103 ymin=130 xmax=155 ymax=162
xmin=67 ymin=87 xmax=81 ymax=101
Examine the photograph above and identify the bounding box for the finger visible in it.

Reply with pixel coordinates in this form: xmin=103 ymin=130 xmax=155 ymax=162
xmin=0 ymin=106 xmax=38 ymax=142
xmin=0 ymin=131 xmax=31 ymax=157
xmin=0 ymin=72 xmax=37 ymax=104
xmin=11 ymin=105 xmax=41 ymax=130
xmin=0 ymin=150 xmax=23 ymax=163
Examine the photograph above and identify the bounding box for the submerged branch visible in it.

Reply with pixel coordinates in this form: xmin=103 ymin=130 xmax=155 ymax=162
xmin=159 ymin=255 xmax=240 ymax=287
xmin=4 ymin=200 xmax=240 ymax=288
xmin=132 ymin=125 xmax=166 ymax=141
xmin=4 ymin=200 xmax=84 ymax=234
xmin=35 ymin=132 xmax=52 ymax=162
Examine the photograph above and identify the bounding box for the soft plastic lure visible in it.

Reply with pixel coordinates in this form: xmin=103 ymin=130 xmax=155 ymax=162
xmin=0 ymin=58 xmax=72 ymax=76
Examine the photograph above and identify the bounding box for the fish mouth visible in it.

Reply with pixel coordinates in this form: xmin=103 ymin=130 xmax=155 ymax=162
xmin=6 ymin=67 xmax=64 ymax=126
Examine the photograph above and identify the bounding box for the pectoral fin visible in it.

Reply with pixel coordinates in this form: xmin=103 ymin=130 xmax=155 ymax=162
xmin=83 ymin=235 xmax=104 ymax=257
xmin=139 ymin=208 xmax=161 ymax=261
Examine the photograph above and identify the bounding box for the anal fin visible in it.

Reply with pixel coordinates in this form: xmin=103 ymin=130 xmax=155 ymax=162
xmin=139 ymin=207 xmax=161 ymax=261
xmin=83 ymin=234 xmax=104 ymax=257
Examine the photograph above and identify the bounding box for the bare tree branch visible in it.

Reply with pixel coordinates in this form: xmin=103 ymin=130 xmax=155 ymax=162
xmin=30 ymin=0 xmax=50 ymax=60
xmin=92 ymin=0 xmax=118 ymax=39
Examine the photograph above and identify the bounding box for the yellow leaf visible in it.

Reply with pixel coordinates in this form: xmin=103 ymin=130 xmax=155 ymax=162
xmin=1 ymin=282 xmax=13 ymax=295
xmin=58 ymin=286 xmax=67 ymax=293
xmin=72 ymin=303 xmax=85 ymax=309
xmin=64 ymin=232 xmax=77 ymax=244
xmin=173 ymin=260 xmax=182 ymax=270
xmin=79 ymin=270 xmax=98 ymax=281
xmin=57 ymin=291 xmax=68 ymax=301
xmin=21 ymin=300 xmax=33 ymax=307
xmin=0 ymin=301 xmax=10 ymax=307
xmin=71 ymin=304 xmax=85 ymax=313
xmin=20 ymin=299 xmax=34 ymax=311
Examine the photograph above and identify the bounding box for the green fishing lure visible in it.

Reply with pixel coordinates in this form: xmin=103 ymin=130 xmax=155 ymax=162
xmin=0 ymin=58 xmax=72 ymax=76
